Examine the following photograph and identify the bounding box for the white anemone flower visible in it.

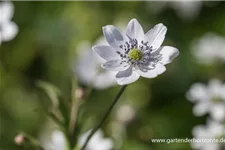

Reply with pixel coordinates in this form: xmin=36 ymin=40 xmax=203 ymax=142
xmin=93 ymin=18 xmax=179 ymax=85
xmin=75 ymin=41 xmax=117 ymax=89
xmin=187 ymin=79 xmax=225 ymax=121
xmin=0 ymin=1 xmax=18 ymax=45
xmin=41 ymin=129 xmax=113 ymax=150
xmin=192 ymin=119 xmax=225 ymax=150
xmin=192 ymin=33 xmax=225 ymax=65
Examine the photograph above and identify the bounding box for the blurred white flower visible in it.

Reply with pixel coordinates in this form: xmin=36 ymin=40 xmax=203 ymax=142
xmin=41 ymin=129 xmax=113 ymax=150
xmin=192 ymin=33 xmax=225 ymax=65
xmin=116 ymin=104 xmax=136 ymax=124
xmin=93 ymin=18 xmax=179 ymax=85
xmin=75 ymin=41 xmax=117 ymax=89
xmin=192 ymin=119 xmax=225 ymax=150
xmin=41 ymin=130 xmax=66 ymax=150
xmin=0 ymin=1 xmax=18 ymax=45
xmin=147 ymin=1 xmax=202 ymax=21
xmin=187 ymin=79 xmax=225 ymax=121
xmin=78 ymin=130 xmax=113 ymax=150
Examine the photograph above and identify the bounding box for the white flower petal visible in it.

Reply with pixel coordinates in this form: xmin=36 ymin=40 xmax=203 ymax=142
xmin=0 ymin=2 xmax=14 ymax=23
xmin=0 ymin=34 xmax=1 ymax=45
xmin=193 ymin=102 xmax=209 ymax=117
xmin=203 ymin=143 xmax=221 ymax=150
xmin=186 ymin=83 xmax=209 ymax=102
xmin=220 ymin=85 xmax=225 ymax=100
xmin=1 ymin=21 xmax=18 ymax=41
xmin=192 ymin=125 xmax=207 ymax=139
xmin=145 ymin=23 xmax=167 ymax=50
xmin=116 ymin=66 xmax=140 ymax=85
xmin=76 ymin=50 xmax=99 ymax=85
xmin=78 ymin=130 xmax=113 ymax=150
xmin=155 ymin=64 xmax=166 ymax=74
xmin=102 ymin=25 xmax=130 ymax=51
xmin=92 ymin=45 xmax=119 ymax=61
xmin=93 ymin=71 xmax=117 ymax=89
xmin=125 ymin=18 xmax=144 ymax=41
xmin=41 ymin=130 xmax=66 ymax=150
xmin=156 ymin=46 xmax=179 ymax=65
xmin=172 ymin=1 xmax=202 ymax=20
xmin=97 ymin=139 xmax=113 ymax=150
xmin=208 ymin=79 xmax=223 ymax=97
xmin=102 ymin=59 xmax=129 ymax=71
xmin=136 ymin=63 xmax=166 ymax=78
xmin=207 ymin=118 xmax=225 ymax=136
xmin=210 ymin=104 xmax=225 ymax=122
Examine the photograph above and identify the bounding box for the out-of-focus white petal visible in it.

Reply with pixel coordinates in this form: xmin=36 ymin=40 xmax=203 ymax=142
xmin=102 ymin=25 xmax=130 ymax=50
xmin=75 ymin=41 xmax=117 ymax=89
xmin=192 ymin=102 xmax=209 ymax=117
xmin=210 ymin=104 xmax=225 ymax=122
xmin=172 ymin=1 xmax=202 ymax=21
xmin=125 ymin=18 xmax=144 ymax=41
xmin=136 ymin=63 xmax=166 ymax=78
xmin=0 ymin=2 xmax=14 ymax=23
xmin=208 ymin=79 xmax=224 ymax=97
xmin=192 ymin=33 xmax=225 ymax=64
xmin=186 ymin=83 xmax=208 ymax=102
xmin=93 ymin=45 xmax=119 ymax=61
xmin=102 ymin=59 xmax=129 ymax=71
xmin=145 ymin=23 xmax=167 ymax=50
xmin=192 ymin=125 xmax=207 ymax=139
xmin=76 ymin=49 xmax=99 ymax=85
xmin=93 ymin=71 xmax=117 ymax=89
xmin=41 ymin=130 xmax=66 ymax=150
xmin=1 ymin=21 xmax=18 ymax=41
xmin=51 ymin=131 xmax=66 ymax=150
xmin=116 ymin=66 xmax=140 ymax=85
xmin=154 ymin=46 xmax=179 ymax=65
xmin=192 ymin=118 xmax=225 ymax=150
xmin=78 ymin=130 xmax=113 ymax=150
xmin=220 ymin=85 xmax=225 ymax=100
xmin=116 ymin=104 xmax=136 ymax=124
xmin=207 ymin=118 xmax=225 ymax=136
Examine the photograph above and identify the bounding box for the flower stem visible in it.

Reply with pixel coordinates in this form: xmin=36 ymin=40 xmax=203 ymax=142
xmin=81 ymin=85 xmax=128 ymax=150
xmin=69 ymin=77 xmax=79 ymax=135
xmin=19 ymin=132 xmax=45 ymax=150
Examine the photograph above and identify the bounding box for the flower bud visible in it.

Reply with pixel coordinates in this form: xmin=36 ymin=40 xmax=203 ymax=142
xmin=14 ymin=134 xmax=26 ymax=146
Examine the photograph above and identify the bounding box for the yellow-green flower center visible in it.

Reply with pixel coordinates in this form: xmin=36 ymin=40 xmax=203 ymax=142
xmin=212 ymin=96 xmax=223 ymax=103
xmin=129 ymin=49 xmax=143 ymax=61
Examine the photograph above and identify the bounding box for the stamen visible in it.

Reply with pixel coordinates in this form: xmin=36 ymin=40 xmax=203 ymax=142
xmin=117 ymin=39 xmax=161 ymax=70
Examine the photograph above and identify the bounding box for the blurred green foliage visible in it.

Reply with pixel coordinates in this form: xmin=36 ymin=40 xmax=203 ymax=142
xmin=1 ymin=1 xmax=225 ymax=150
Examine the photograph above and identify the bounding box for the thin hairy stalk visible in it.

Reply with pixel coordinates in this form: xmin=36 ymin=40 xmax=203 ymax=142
xmin=81 ymin=85 xmax=128 ymax=150
xmin=69 ymin=77 xmax=80 ymax=135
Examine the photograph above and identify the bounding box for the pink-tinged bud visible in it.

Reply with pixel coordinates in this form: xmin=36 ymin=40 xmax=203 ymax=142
xmin=14 ymin=134 xmax=26 ymax=146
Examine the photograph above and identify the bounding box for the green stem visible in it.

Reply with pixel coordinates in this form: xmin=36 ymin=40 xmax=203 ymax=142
xmin=81 ymin=85 xmax=128 ymax=150
xmin=69 ymin=77 xmax=79 ymax=135
xmin=20 ymin=132 xmax=45 ymax=150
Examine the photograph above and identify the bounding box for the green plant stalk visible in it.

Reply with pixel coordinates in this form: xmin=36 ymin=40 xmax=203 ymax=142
xmin=20 ymin=132 xmax=45 ymax=150
xmin=69 ymin=77 xmax=79 ymax=135
xmin=81 ymin=85 xmax=128 ymax=150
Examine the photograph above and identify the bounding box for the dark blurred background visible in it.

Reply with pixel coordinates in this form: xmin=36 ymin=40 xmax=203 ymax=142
xmin=1 ymin=1 xmax=225 ymax=150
